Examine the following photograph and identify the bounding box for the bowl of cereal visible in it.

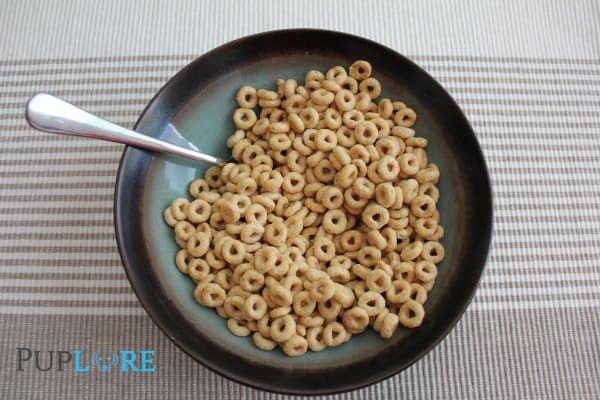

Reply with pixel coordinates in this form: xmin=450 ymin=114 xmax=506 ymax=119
xmin=114 ymin=29 xmax=492 ymax=394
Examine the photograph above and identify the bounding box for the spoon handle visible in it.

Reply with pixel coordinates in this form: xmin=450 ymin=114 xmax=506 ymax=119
xmin=25 ymin=93 xmax=228 ymax=166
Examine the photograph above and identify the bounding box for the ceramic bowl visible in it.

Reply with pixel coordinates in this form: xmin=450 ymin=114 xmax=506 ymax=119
xmin=114 ymin=29 xmax=492 ymax=394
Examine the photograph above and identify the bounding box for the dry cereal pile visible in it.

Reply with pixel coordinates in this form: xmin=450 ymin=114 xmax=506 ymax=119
xmin=163 ymin=60 xmax=445 ymax=356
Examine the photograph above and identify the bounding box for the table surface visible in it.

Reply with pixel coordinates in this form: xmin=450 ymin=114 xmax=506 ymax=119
xmin=1 ymin=1 xmax=599 ymax=399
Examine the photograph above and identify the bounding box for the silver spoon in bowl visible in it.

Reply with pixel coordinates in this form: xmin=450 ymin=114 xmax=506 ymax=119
xmin=25 ymin=93 xmax=229 ymax=166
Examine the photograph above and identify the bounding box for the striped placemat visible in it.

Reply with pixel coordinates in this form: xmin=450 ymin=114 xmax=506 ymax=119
xmin=1 ymin=54 xmax=599 ymax=399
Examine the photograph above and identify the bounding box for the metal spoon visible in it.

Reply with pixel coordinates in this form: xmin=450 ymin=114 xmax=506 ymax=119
xmin=25 ymin=93 xmax=228 ymax=166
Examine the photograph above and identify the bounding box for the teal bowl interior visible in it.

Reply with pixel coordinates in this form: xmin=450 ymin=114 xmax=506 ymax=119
xmin=115 ymin=29 xmax=492 ymax=394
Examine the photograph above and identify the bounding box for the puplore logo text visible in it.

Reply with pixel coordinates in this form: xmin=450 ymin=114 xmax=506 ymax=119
xmin=16 ymin=348 xmax=156 ymax=373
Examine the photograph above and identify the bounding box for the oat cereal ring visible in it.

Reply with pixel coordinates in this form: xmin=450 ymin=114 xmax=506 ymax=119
xmin=270 ymin=314 xmax=296 ymax=343
xmin=188 ymin=178 xmax=210 ymax=198
xmin=323 ymin=108 xmax=343 ymax=130
xmin=174 ymin=220 xmax=195 ymax=242
xmin=245 ymin=203 xmax=267 ymax=225
xmin=415 ymin=261 xmax=438 ymax=283
xmin=411 ymin=195 xmax=436 ymax=218
xmin=353 ymin=121 xmax=378 ymax=145
xmin=322 ymin=209 xmax=347 ymax=234
xmin=286 ymin=113 xmax=304 ymax=134
xmin=257 ymin=314 xmax=274 ymax=338
xmin=339 ymin=230 xmax=363 ymax=252
xmin=292 ymin=290 xmax=317 ymax=317
xmin=313 ymin=159 xmax=336 ymax=184
xmin=371 ymin=117 xmax=391 ymax=138
xmin=386 ymin=279 xmax=411 ymax=304
xmin=281 ymin=172 xmax=305 ymax=194
xmin=342 ymin=109 xmax=365 ymax=128
xmin=305 ymin=69 xmax=324 ymax=84
xmin=361 ymin=203 xmax=390 ymax=230
xmin=336 ymin=126 xmax=356 ymax=147
xmin=374 ymin=182 xmax=395 ymax=208
xmin=249 ymin=119 xmax=268 ymax=137
xmin=421 ymin=241 xmax=445 ymax=263
xmin=243 ymin=294 xmax=268 ymax=320
xmin=223 ymin=295 xmax=246 ymax=320
xmin=233 ymin=108 xmax=257 ymax=130
xmin=377 ymin=98 xmax=393 ymax=119
xmin=375 ymin=137 xmax=401 ymax=158
xmin=379 ymin=313 xmax=400 ymax=339
xmin=302 ymin=128 xmax=318 ymax=151
xmin=375 ymin=155 xmax=399 ymax=181
xmin=170 ymin=198 xmax=189 ymax=221
xmin=349 ymin=60 xmax=372 ymax=80
xmin=312 ymin=236 xmax=336 ymax=262
xmin=306 ymin=327 xmax=327 ymax=351
xmin=399 ymin=179 xmax=419 ymax=204
xmin=283 ymin=78 xmax=298 ymax=98
xmin=416 ymin=164 xmax=440 ymax=184
xmin=322 ymin=79 xmax=342 ymax=93
xmin=392 ymin=261 xmax=415 ymax=282
xmin=200 ymin=283 xmax=227 ymax=308
xmin=220 ymin=238 xmax=245 ymax=265
xmin=253 ymin=332 xmax=277 ymax=351
xmin=324 ymin=65 xmax=347 ymax=84
xmin=175 ymin=249 xmax=195 ymax=274
xmin=253 ymin=246 xmax=278 ymax=274
xmin=239 ymin=269 xmax=265 ymax=293
xmin=343 ymin=187 xmax=368 ymax=210
xmin=334 ymin=164 xmax=359 ymax=189
xmin=316 ymin=185 xmax=344 ymax=209
xmin=333 ymin=89 xmax=356 ymax=112
xmin=317 ymin=299 xmax=341 ymax=321
xmin=163 ymin=206 xmax=179 ymax=227
xmin=396 ymin=153 xmax=419 ymax=176
xmin=351 ymin=93 xmax=369 ymax=114
xmin=263 ymin=221 xmax=288 ymax=247
xmin=372 ymin=308 xmax=390 ymax=333
xmin=400 ymin=239 xmax=423 ymax=261
xmin=186 ymin=231 xmax=210 ymax=257
xmin=309 ymin=277 xmax=335 ymax=302
xmin=236 ymin=86 xmax=258 ymax=108
xmin=337 ymin=75 xmax=357 ymax=93
xmin=351 ymin=263 xmax=370 ymax=281
xmin=398 ymin=299 xmax=425 ymax=328
xmin=235 ymin=177 xmax=257 ymax=196
xmin=269 ymin=283 xmax=293 ymax=307
xmin=282 ymin=335 xmax=308 ymax=357
xmin=188 ymin=259 xmax=211 ymax=283
xmin=297 ymin=107 xmax=318 ymax=129
xmin=356 ymin=245 xmax=381 ymax=267
xmin=409 ymin=283 xmax=428 ymax=305
xmin=366 ymin=229 xmax=387 ymax=250
xmin=327 ymin=266 xmax=351 ymax=283
xmin=219 ymin=201 xmax=240 ymax=225
xmin=366 ymin=269 xmax=392 ymax=293
xmin=321 ymin=322 xmax=347 ymax=347
xmin=403 ymin=136 xmax=427 ymax=149
xmin=352 ymin=177 xmax=375 ymax=199
xmin=286 ymin=151 xmax=307 ymax=174
xmin=310 ymin=88 xmax=335 ymax=106
xmin=357 ymin=291 xmax=386 ymax=316
xmin=214 ymin=269 xmax=233 ymax=290
xmin=393 ymin=107 xmax=417 ymax=127
xmin=418 ymin=182 xmax=440 ymax=203
xmin=358 ymin=77 xmax=382 ymax=99
xmin=414 ymin=217 xmax=438 ymax=238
